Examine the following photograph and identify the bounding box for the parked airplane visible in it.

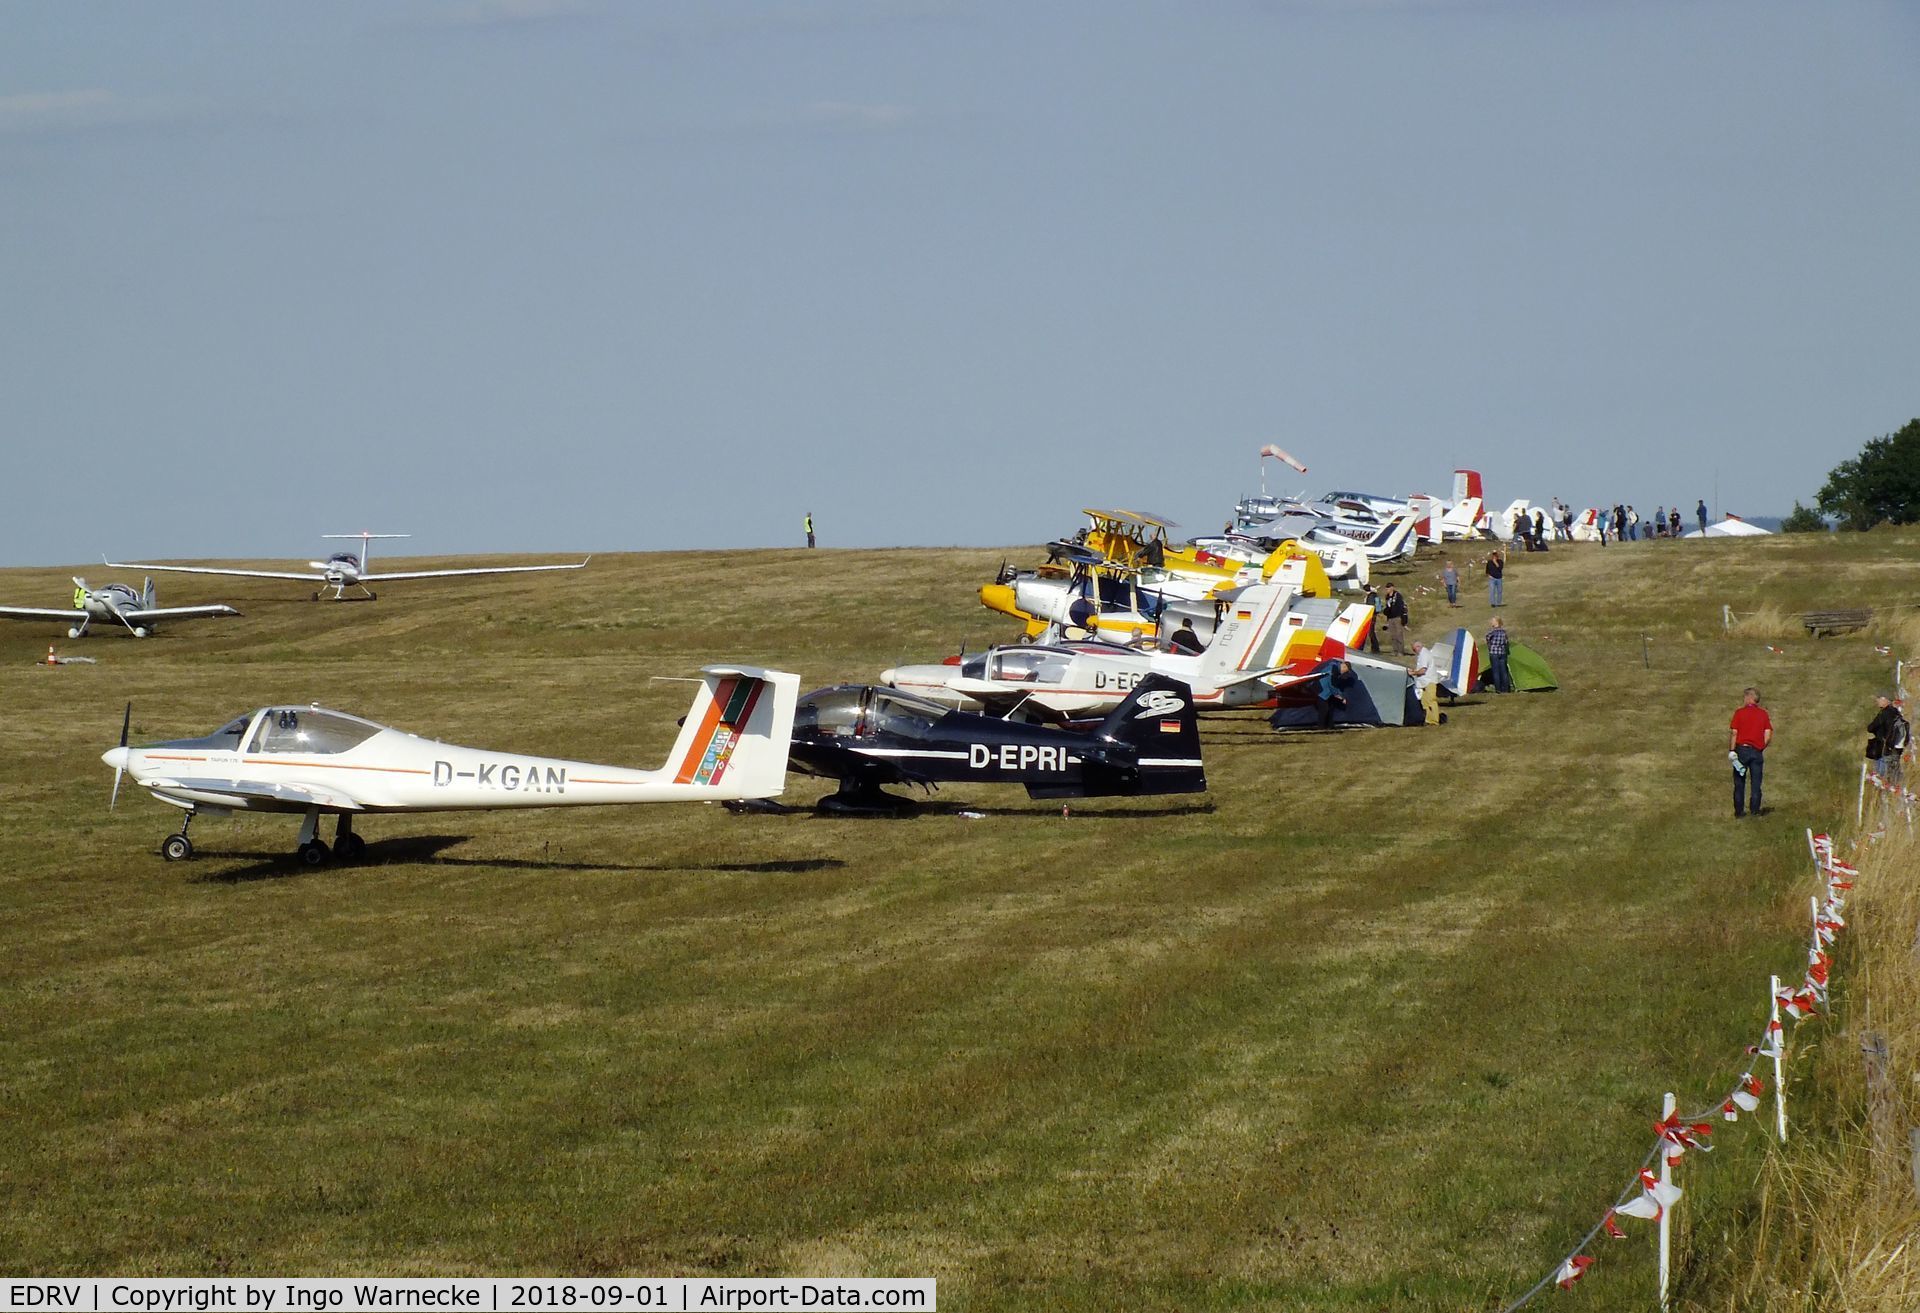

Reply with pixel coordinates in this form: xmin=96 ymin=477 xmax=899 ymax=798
xmin=787 ymin=674 xmax=1205 ymax=814
xmin=102 ymin=665 xmax=799 ymax=863
xmin=108 ymin=532 xmax=590 ymax=601
xmin=0 ymin=578 xmax=239 ymax=638
xmin=890 ymin=582 xmax=1374 ymax=719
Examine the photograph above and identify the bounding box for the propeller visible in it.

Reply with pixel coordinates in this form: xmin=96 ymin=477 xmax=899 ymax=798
xmin=110 ymin=702 xmax=130 ymax=809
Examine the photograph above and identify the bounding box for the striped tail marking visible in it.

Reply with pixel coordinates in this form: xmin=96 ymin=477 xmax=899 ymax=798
xmin=673 ymin=676 xmax=766 ymax=786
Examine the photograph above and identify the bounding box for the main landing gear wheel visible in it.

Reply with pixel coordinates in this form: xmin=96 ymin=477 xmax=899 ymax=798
xmin=336 ymin=833 xmax=367 ymax=862
xmin=816 ymin=782 xmax=918 ymax=818
xmin=298 ymin=840 xmax=331 ymax=866
xmin=162 ymin=834 xmax=194 ymax=862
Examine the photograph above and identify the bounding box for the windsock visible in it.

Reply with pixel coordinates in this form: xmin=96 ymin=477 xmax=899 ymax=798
xmin=1258 ymin=443 xmax=1308 ymax=474
xmin=1554 ymin=1255 xmax=1595 ymax=1289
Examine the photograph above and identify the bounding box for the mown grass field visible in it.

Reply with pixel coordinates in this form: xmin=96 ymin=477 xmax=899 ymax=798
xmin=1 ymin=531 xmax=1912 ymax=1309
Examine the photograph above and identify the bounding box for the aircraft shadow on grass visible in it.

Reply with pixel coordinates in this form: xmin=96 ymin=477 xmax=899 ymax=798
xmin=189 ymin=834 xmax=844 ymax=884
xmin=755 ymin=798 xmax=1219 ymax=820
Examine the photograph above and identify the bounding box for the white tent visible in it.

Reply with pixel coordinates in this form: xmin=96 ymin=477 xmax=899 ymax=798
xmin=1684 ymin=515 xmax=1773 ymax=539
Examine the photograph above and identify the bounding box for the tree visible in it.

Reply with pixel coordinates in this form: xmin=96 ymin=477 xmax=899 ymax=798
xmin=1816 ymin=419 xmax=1920 ymax=530
xmin=1779 ymin=501 xmax=1827 ymax=533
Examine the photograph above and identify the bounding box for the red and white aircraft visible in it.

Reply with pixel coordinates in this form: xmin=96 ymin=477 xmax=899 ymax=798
xmin=103 ymin=665 xmax=799 ymax=864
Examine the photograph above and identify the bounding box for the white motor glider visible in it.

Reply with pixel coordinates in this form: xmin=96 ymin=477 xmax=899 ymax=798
xmin=0 ymin=577 xmax=239 ymax=638
xmin=108 ymin=532 xmax=589 ymax=602
xmin=102 ymin=665 xmax=800 ymax=864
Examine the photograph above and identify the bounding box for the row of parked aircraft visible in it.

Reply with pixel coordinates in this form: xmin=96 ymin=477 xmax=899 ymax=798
xmin=86 ymin=467 xmax=1541 ymax=863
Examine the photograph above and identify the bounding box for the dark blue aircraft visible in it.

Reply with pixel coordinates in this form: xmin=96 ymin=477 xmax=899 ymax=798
xmin=788 ymin=673 xmax=1205 ymax=814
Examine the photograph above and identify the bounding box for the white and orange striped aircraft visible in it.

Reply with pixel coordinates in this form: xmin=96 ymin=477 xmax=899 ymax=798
xmin=101 ymin=666 xmax=799 ymax=864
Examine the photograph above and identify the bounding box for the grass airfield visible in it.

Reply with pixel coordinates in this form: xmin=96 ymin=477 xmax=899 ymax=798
xmin=0 ymin=534 xmax=1909 ymax=1309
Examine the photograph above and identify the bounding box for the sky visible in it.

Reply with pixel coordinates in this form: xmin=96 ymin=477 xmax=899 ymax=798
xmin=2 ymin=0 xmax=1917 ymax=565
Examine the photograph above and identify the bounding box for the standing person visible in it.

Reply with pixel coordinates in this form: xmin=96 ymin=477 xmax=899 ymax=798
xmin=1441 ymin=561 xmax=1459 ymax=607
xmin=1411 ymin=642 xmax=1442 ymax=726
xmin=805 ymin=512 xmax=816 ymax=549
xmin=1380 ymin=583 xmax=1409 ymax=656
xmin=1364 ymin=583 xmax=1382 ymax=653
xmin=1669 ymin=508 xmax=1682 ymax=538
xmin=1485 ymin=550 xmax=1504 ymax=607
xmin=1613 ymin=504 xmax=1627 ymax=542
xmin=1652 ymin=506 xmax=1665 ymax=539
xmin=1531 ymin=509 xmax=1547 ymax=551
xmin=1867 ymin=692 xmax=1909 ymax=786
xmin=1696 ymin=499 xmax=1709 ymax=534
xmin=1485 ymin=617 xmax=1512 ymax=693
xmin=1167 ymin=617 xmax=1205 ymax=655
xmin=1728 ymin=686 xmax=1773 ymax=818
xmin=1626 ymin=506 xmax=1639 ymax=541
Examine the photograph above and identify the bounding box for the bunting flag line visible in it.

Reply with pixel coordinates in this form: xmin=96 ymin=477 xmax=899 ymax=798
xmin=1499 ymin=812 xmax=1860 ymax=1312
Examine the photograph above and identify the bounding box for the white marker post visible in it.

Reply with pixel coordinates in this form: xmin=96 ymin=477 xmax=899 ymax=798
xmin=1658 ymin=1091 xmax=1675 ymax=1313
xmin=1805 ymin=826 xmax=1821 ymax=870
xmin=1859 ymin=762 xmax=1869 ymax=825
xmin=1769 ymin=974 xmax=1788 ymax=1142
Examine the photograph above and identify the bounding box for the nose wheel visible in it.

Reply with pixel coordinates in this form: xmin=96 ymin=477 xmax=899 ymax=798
xmin=161 ymin=812 xmax=196 ymax=861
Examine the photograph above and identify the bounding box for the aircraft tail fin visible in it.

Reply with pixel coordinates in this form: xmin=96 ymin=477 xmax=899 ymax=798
xmin=661 ymin=665 xmax=800 ymax=800
xmin=142 ymin=577 xmax=155 ymax=610
xmin=1197 ymin=585 xmax=1297 ymax=686
xmin=1070 ymin=674 xmax=1205 ymax=798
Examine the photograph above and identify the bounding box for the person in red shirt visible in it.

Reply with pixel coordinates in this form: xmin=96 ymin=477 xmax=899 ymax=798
xmin=1729 ymin=686 xmax=1774 ymax=818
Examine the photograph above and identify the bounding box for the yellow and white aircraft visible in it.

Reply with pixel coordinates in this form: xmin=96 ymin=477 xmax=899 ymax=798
xmin=982 ymin=543 xmax=1334 ymax=643
xmin=103 ymin=665 xmax=798 ymax=864
xmin=108 ymin=531 xmax=589 ymax=602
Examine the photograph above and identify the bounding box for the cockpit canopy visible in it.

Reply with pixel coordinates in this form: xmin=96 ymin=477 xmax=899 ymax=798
xmin=162 ymin=706 xmax=386 ymax=754
xmin=795 ymin=686 xmax=950 ymax=739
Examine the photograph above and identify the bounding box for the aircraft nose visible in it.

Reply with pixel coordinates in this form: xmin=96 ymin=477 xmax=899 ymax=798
xmin=102 ymin=746 xmax=130 ymax=772
xmin=880 ymin=668 xmax=898 ymax=686
xmin=980 ymin=583 xmax=1017 ymax=614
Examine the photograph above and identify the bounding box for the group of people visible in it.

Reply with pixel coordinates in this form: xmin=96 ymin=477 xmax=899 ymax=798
xmin=1723 ymin=688 xmax=1909 ymax=822
xmin=1521 ymin=498 xmax=1711 ymax=545
xmin=1594 ymin=500 xmax=1704 ymax=544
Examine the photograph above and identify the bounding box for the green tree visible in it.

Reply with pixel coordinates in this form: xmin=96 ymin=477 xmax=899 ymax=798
xmin=1779 ymin=501 xmax=1827 ymax=533
xmin=1817 ymin=419 xmax=1920 ymax=530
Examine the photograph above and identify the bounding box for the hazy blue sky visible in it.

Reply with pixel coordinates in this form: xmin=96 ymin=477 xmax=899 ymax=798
xmin=3 ymin=0 xmax=1916 ymax=565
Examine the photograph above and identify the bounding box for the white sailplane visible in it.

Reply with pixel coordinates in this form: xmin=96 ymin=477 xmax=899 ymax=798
xmin=108 ymin=532 xmax=590 ymax=601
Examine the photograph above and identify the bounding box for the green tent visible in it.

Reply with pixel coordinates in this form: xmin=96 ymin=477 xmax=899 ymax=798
xmin=1506 ymin=640 xmax=1558 ymax=692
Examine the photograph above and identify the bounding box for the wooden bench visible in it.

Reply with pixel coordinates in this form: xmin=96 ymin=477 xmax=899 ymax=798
xmin=1802 ymin=608 xmax=1873 ymax=637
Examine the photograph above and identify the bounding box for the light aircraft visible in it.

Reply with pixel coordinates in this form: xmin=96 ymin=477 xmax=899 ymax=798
xmin=0 ymin=578 xmax=239 ymax=638
xmin=108 ymin=532 xmax=590 ymax=602
xmin=101 ymin=665 xmax=799 ymax=863
xmin=982 ymin=545 xmax=1338 ymax=643
xmin=1239 ymin=509 xmax=1423 ymax=563
xmin=786 ymin=674 xmax=1204 ymax=814
xmin=890 ymin=581 xmax=1375 ymax=719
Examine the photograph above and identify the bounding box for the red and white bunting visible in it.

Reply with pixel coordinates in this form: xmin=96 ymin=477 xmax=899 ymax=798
xmin=1554 ymin=1255 xmax=1594 ymax=1290
xmin=1777 ymin=987 xmax=1820 ymax=1021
